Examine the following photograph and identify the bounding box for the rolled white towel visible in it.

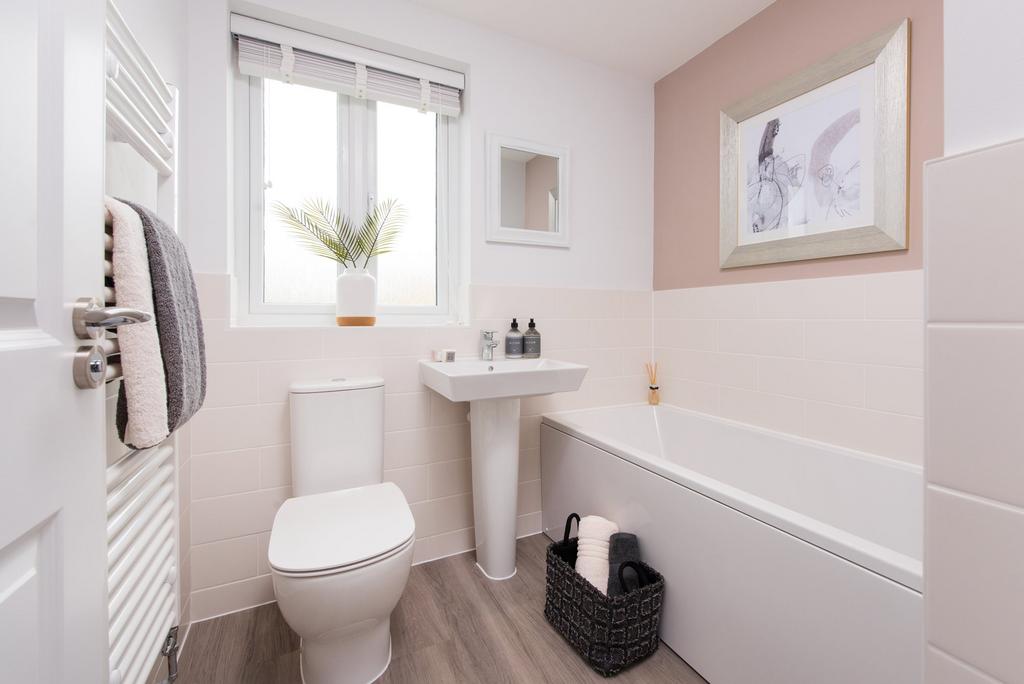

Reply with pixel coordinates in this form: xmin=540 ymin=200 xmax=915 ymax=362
xmin=575 ymin=515 xmax=619 ymax=594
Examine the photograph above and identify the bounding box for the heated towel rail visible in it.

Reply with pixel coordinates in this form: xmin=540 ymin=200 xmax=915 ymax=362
xmin=86 ymin=2 xmax=184 ymax=683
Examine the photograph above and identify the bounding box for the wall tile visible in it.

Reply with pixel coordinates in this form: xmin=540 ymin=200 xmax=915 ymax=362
xmin=928 ymin=326 xmax=1024 ymax=507
xmin=866 ymin=365 xmax=923 ymax=417
xmin=195 ymin=273 xmax=231 ymax=320
xmin=757 ymin=276 xmax=864 ymax=319
xmin=653 ymin=318 xmax=716 ymax=351
xmin=256 ymin=532 xmax=271 ymax=576
xmin=384 ymin=423 xmax=471 ymax=469
xmin=429 ymin=393 xmax=468 ymax=426
xmin=805 ymin=320 xmax=923 ymax=367
xmin=926 ymin=139 xmax=1024 ymax=322
xmin=926 ymin=487 xmax=1024 ymax=683
xmin=203 ymin=325 xmax=321 ymax=363
xmin=191 ymin=487 xmax=291 ymax=545
xmin=384 ymin=392 xmax=431 ymax=432
xmin=203 ymin=363 xmax=259 ymax=408
xmin=865 ymin=270 xmax=923 ymax=320
xmin=190 ymin=403 xmax=288 ymax=454
xmin=259 ymin=445 xmax=291 ymax=489
xmin=410 ymin=493 xmax=474 ymax=538
xmin=757 ymin=357 xmax=864 ymax=407
xmin=518 ymin=448 xmax=540 ymax=482
xmin=190 ymin=575 xmax=275 ymax=622
xmin=427 ymin=458 xmax=472 ymax=500
xmin=517 ymin=479 xmax=542 ymax=515
xmin=803 ymin=401 xmax=923 ymax=464
xmin=411 ymin=527 xmax=474 ymax=565
xmin=384 ymin=465 xmax=431 ymax=504
xmin=719 ymin=387 xmax=803 ymax=435
xmin=717 ymin=319 xmax=804 ymax=358
xmin=191 ymin=536 xmax=257 ymax=591
xmin=659 ymin=378 xmax=719 ymax=413
xmin=517 ymin=511 xmax=543 ymax=537
xmin=191 ymin=449 xmax=260 ymax=500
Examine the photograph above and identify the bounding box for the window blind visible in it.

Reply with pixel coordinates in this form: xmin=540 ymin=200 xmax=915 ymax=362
xmin=232 ymin=15 xmax=463 ymax=117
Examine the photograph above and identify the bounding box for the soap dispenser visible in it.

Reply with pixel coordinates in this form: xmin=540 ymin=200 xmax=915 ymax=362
xmin=523 ymin=319 xmax=541 ymax=358
xmin=505 ymin=318 xmax=524 ymax=359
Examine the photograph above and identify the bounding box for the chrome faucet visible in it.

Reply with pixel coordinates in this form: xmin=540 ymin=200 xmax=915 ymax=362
xmin=480 ymin=330 xmax=499 ymax=361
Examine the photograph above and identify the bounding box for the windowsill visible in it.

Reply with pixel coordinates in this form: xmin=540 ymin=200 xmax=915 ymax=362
xmin=227 ymin=312 xmax=469 ymax=329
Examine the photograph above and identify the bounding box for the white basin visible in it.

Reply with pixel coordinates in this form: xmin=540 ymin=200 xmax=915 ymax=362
xmin=418 ymin=357 xmax=588 ymax=580
xmin=418 ymin=358 xmax=588 ymax=402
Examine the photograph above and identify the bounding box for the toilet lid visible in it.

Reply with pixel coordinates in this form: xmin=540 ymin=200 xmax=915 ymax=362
xmin=269 ymin=482 xmax=415 ymax=574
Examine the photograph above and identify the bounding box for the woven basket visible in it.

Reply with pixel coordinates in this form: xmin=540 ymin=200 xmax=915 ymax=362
xmin=544 ymin=513 xmax=665 ymax=677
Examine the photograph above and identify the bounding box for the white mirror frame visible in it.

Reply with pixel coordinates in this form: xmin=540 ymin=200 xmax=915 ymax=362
xmin=485 ymin=133 xmax=570 ymax=248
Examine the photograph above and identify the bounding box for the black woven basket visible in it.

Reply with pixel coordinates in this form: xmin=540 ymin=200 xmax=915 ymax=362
xmin=544 ymin=513 xmax=665 ymax=677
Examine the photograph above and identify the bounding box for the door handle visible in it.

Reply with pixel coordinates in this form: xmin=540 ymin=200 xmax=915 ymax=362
xmin=73 ymin=296 xmax=153 ymax=340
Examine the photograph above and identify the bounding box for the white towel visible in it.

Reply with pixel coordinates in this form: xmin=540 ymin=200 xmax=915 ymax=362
xmin=575 ymin=515 xmax=619 ymax=594
xmin=106 ymin=197 xmax=169 ymax=448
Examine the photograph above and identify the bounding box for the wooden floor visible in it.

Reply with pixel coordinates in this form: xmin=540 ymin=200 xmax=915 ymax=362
xmin=177 ymin=534 xmax=706 ymax=683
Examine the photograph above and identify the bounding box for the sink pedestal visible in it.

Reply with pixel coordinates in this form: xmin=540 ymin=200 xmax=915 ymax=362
xmin=468 ymin=397 xmax=521 ymax=579
xmin=418 ymin=358 xmax=588 ymax=581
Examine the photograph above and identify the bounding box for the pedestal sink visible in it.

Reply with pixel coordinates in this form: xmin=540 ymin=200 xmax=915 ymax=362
xmin=419 ymin=358 xmax=588 ymax=579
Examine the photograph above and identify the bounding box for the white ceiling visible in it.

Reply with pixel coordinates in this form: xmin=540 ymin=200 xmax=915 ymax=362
xmin=408 ymin=0 xmax=775 ymax=81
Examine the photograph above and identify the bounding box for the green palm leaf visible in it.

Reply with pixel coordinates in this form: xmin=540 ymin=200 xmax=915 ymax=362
xmin=272 ymin=200 xmax=355 ymax=267
xmin=272 ymin=197 xmax=406 ymax=270
xmin=357 ymin=198 xmax=407 ymax=267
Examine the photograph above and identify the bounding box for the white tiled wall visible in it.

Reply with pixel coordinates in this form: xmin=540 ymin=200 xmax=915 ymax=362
xmin=925 ymin=139 xmax=1024 ymax=684
xmin=652 ymin=271 xmax=924 ymax=464
xmin=186 ymin=274 xmax=650 ymax=621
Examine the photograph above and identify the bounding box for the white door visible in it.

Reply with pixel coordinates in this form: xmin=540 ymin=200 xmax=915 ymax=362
xmin=0 ymin=0 xmax=111 ymax=682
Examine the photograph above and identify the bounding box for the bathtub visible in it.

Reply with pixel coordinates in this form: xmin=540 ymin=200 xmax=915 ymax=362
xmin=540 ymin=404 xmax=922 ymax=684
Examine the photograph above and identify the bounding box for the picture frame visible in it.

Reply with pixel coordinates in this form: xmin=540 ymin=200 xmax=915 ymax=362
xmin=719 ymin=19 xmax=908 ymax=269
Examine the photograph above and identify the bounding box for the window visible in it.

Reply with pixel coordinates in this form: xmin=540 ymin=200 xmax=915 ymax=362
xmin=236 ymin=75 xmax=459 ymax=323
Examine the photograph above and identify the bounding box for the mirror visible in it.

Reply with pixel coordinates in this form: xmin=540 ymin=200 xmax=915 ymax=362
xmin=500 ymin=148 xmax=559 ymax=232
xmin=486 ymin=134 xmax=569 ymax=247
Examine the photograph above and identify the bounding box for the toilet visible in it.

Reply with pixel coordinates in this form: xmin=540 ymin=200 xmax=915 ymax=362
xmin=269 ymin=378 xmax=414 ymax=684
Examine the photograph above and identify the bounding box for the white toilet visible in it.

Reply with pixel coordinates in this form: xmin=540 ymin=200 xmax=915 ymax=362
xmin=269 ymin=378 xmax=414 ymax=684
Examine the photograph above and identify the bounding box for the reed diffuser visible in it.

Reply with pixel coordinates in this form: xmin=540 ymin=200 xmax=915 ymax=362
xmin=645 ymin=362 xmax=660 ymax=406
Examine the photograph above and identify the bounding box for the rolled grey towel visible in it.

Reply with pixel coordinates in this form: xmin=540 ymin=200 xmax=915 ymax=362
xmin=607 ymin=532 xmax=641 ymax=596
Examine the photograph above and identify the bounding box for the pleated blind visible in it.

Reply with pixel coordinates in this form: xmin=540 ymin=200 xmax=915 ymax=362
xmin=232 ymin=15 xmax=463 ymax=117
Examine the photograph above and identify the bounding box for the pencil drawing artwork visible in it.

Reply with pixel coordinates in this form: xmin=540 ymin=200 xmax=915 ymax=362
xmin=737 ymin=65 xmax=874 ymax=247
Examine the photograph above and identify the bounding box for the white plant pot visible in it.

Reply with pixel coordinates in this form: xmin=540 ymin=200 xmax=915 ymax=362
xmin=336 ymin=267 xmax=377 ymax=326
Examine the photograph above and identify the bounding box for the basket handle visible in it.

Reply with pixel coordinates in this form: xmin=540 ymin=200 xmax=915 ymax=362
xmin=617 ymin=560 xmax=649 ymax=594
xmin=562 ymin=513 xmax=581 ymax=543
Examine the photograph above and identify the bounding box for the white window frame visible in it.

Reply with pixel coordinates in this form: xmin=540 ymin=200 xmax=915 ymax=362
xmin=233 ymin=75 xmax=461 ymax=325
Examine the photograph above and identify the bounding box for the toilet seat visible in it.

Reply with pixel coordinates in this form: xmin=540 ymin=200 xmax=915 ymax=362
xmin=269 ymin=482 xmax=415 ymax=577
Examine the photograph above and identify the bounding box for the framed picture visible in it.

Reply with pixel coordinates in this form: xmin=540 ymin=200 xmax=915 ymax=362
xmin=720 ymin=19 xmax=908 ymax=268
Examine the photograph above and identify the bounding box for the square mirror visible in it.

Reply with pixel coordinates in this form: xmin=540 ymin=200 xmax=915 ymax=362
xmin=486 ymin=134 xmax=569 ymax=247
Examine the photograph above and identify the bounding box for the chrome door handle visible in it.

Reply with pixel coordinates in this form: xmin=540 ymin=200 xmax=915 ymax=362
xmin=73 ymin=296 xmax=152 ymax=339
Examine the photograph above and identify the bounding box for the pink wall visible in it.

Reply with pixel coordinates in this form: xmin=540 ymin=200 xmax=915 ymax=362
xmin=524 ymin=155 xmax=558 ymax=230
xmin=653 ymin=0 xmax=942 ymax=290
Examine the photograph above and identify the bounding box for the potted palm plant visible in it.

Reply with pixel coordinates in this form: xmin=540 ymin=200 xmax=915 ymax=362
xmin=273 ymin=197 xmax=405 ymax=326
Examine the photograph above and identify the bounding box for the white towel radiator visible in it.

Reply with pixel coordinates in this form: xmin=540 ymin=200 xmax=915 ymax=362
xmin=91 ymin=2 xmax=183 ymax=683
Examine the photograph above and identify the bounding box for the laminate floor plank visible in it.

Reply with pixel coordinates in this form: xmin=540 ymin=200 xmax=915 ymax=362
xmin=176 ymin=534 xmax=706 ymax=684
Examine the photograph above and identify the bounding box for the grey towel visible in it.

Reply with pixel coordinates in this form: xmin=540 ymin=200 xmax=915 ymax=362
xmin=117 ymin=200 xmax=206 ymax=440
xmin=607 ymin=533 xmax=641 ymax=596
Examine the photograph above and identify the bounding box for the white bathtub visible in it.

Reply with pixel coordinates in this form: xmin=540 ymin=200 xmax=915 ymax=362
xmin=540 ymin=403 xmax=922 ymax=684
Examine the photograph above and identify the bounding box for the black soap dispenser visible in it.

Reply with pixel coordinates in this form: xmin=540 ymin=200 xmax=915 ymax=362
xmin=505 ymin=318 xmax=524 ymax=359
xmin=523 ymin=319 xmax=541 ymax=358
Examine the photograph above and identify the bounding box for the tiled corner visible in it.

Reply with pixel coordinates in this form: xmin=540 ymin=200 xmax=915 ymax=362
xmin=926 ymin=487 xmax=1024 ymax=683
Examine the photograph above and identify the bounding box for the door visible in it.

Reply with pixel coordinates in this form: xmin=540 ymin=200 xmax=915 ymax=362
xmin=0 ymin=0 xmax=111 ymax=682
